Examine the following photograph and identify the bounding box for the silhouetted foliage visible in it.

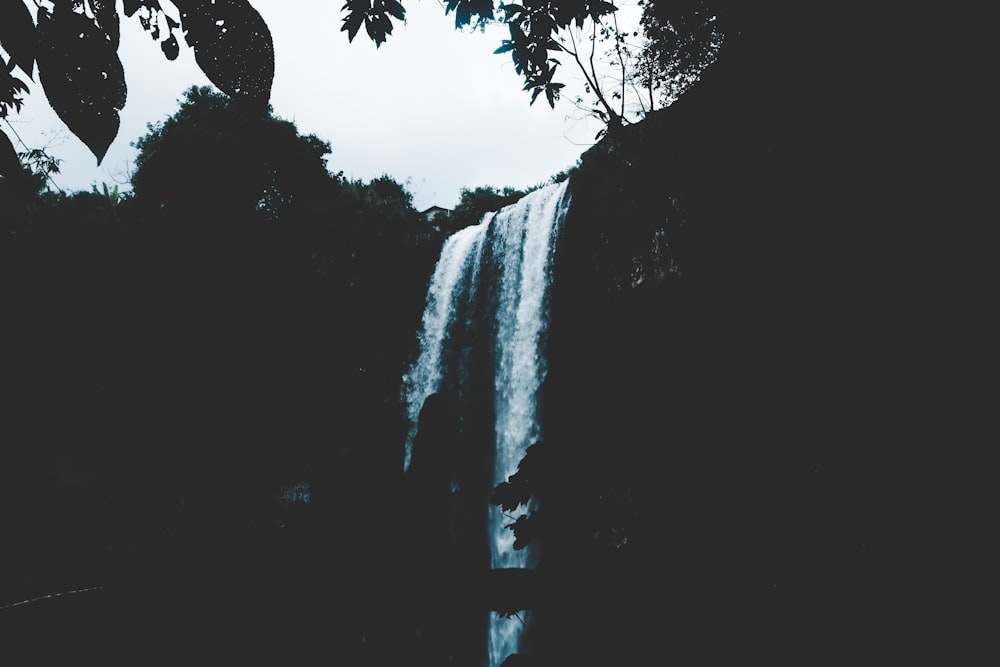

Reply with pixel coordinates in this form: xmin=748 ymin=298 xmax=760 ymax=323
xmin=637 ymin=0 xmax=723 ymax=107
xmin=2 ymin=1 xmax=735 ymax=175
xmin=492 ymin=442 xmax=544 ymax=513
xmin=35 ymin=1 xmax=127 ymax=164
xmin=2 ymin=76 xmax=442 ymax=661
xmin=0 ymin=146 xmax=55 ymax=235
xmin=0 ymin=157 xmax=46 ymax=209
xmin=440 ymin=185 xmax=529 ymax=230
xmin=1 ymin=0 xmax=272 ymax=167
xmin=341 ymin=173 xmax=416 ymax=226
xmin=131 ymin=86 xmax=337 ymax=222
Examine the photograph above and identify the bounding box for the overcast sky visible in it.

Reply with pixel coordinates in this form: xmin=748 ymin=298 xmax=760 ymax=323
xmin=8 ymin=0 xmax=618 ymax=211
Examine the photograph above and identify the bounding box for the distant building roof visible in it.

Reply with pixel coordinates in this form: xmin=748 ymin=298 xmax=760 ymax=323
xmin=419 ymin=205 xmax=450 ymax=221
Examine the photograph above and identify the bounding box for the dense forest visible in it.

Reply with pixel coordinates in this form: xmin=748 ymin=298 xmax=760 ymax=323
xmin=2 ymin=1 xmax=966 ymax=666
xmin=1 ymin=81 xmax=452 ymax=660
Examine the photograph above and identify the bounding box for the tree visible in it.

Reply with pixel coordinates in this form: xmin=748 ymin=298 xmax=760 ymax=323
xmin=0 ymin=137 xmax=62 ymax=234
xmin=387 ymin=0 xmax=729 ymax=121
xmin=441 ymin=184 xmax=530 ymax=230
xmin=130 ymin=85 xmax=337 ymax=222
xmin=0 ymin=153 xmax=47 ymax=233
xmin=635 ymin=0 xmax=723 ymax=109
xmin=2 ymin=1 xmax=736 ymax=177
xmin=341 ymin=173 xmax=415 ymax=223
xmin=545 ymin=0 xmax=723 ymax=133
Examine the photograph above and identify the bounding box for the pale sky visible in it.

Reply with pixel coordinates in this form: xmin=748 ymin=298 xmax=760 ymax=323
xmin=7 ymin=0 xmax=616 ymax=211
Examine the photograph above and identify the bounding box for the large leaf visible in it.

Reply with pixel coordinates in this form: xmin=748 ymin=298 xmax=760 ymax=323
xmin=0 ymin=0 xmax=37 ymax=78
xmin=36 ymin=5 xmax=126 ymax=164
xmin=175 ymin=0 xmax=273 ymax=105
xmin=88 ymin=0 xmax=121 ymax=50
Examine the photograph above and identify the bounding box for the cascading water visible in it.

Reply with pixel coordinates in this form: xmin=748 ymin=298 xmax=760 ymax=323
xmin=401 ymin=220 xmax=489 ymax=472
xmin=401 ymin=180 xmax=571 ymax=666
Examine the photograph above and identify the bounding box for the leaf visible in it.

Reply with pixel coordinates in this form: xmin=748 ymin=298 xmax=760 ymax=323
xmin=499 ymin=3 xmax=524 ymax=17
xmin=341 ymin=11 xmax=365 ymax=42
xmin=0 ymin=129 xmax=22 ymax=179
xmin=1 ymin=68 xmax=30 ymax=118
xmin=444 ymin=0 xmax=493 ymax=28
xmin=160 ymin=33 xmax=179 ymax=60
xmin=591 ymin=1 xmax=618 ymax=19
xmin=0 ymin=0 xmax=37 ymax=78
xmin=344 ymin=0 xmax=405 ymax=47
xmin=505 ymin=513 xmax=542 ymax=550
xmin=175 ymin=0 xmax=273 ymax=105
xmin=544 ymin=83 xmax=558 ymax=107
xmin=88 ymin=0 xmax=120 ymax=50
xmin=466 ymin=0 xmax=495 ymax=23
xmin=364 ymin=17 xmax=379 ymax=43
xmin=455 ymin=3 xmax=472 ymax=28
xmin=36 ymin=5 xmax=126 ymax=164
xmin=382 ymin=0 xmax=406 ymax=22
xmin=365 ymin=14 xmax=395 ymax=46
xmin=340 ymin=0 xmax=370 ymax=42
xmin=123 ymin=0 xmax=142 ymax=18
xmin=491 ymin=480 xmax=528 ymax=512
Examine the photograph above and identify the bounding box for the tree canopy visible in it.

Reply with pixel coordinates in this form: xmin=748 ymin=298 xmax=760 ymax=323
xmin=1 ymin=0 xmax=733 ymax=177
xmin=130 ymin=85 xmax=335 ymax=221
xmin=441 ymin=184 xmax=532 ymax=229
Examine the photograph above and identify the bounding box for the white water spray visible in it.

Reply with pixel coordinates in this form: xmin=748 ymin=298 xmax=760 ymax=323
xmin=487 ymin=181 xmax=569 ymax=665
xmin=402 ymin=180 xmax=571 ymax=666
xmin=401 ymin=221 xmax=489 ymax=471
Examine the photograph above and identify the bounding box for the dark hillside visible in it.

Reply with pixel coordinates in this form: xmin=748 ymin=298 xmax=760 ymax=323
xmin=528 ymin=6 xmax=921 ymax=664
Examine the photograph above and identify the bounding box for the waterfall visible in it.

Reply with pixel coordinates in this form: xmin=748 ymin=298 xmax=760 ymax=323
xmin=401 ymin=220 xmax=489 ymax=472
xmin=401 ymin=180 xmax=571 ymax=666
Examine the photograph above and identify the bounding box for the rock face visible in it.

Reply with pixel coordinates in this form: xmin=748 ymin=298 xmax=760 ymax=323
xmin=517 ymin=15 xmax=890 ymax=665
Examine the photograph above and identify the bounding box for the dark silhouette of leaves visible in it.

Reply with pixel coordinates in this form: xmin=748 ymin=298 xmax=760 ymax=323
xmin=0 ymin=130 xmax=21 ymax=179
xmin=174 ymin=0 xmax=273 ymax=104
xmin=491 ymin=442 xmax=546 ymax=511
xmin=130 ymin=86 xmax=335 ymax=221
xmin=88 ymin=0 xmax=121 ymax=50
xmin=504 ymin=513 xmax=542 ymax=550
xmin=1 ymin=67 xmax=30 ymax=118
xmin=35 ymin=3 xmax=126 ymax=165
xmin=341 ymin=0 xmax=406 ymax=47
xmin=341 ymin=0 xmax=366 ymax=42
xmin=125 ymin=1 xmax=185 ymax=60
xmin=443 ymin=0 xmax=494 ymax=29
xmin=160 ymin=33 xmax=180 ymax=60
xmin=0 ymin=0 xmax=37 ymax=78
xmin=381 ymin=0 xmax=407 ymax=21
